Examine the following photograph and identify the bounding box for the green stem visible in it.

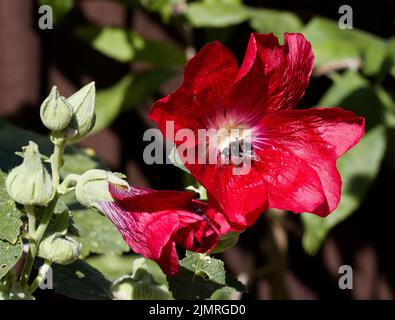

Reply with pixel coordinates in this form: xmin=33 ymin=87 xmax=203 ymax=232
xmin=19 ymin=137 xmax=66 ymax=289
xmin=50 ymin=137 xmax=66 ymax=190
xmin=19 ymin=239 xmax=37 ymax=287
xmin=24 ymin=205 xmax=36 ymax=236
xmin=266 ymin=211 xmax=289 ymax=300
xmin=58 ymin=173 xmax=80 ymax=195
xmin=28 ymin=260 xmax=52 ymax=293
xmin=20 ymin=195 xmax=59 ymax=288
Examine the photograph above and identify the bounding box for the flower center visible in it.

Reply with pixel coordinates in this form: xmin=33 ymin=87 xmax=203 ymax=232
xmin=213 ymin=124 xmax=258 ymax=164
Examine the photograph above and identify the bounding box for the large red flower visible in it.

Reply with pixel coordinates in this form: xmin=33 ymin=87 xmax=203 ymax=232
xmin=99 ymin=184 xmax=221 ymax=275
xmin=149 ymin=33 xmax=365 ymax=230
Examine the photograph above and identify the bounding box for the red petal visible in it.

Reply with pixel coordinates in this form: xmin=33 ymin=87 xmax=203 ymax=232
xmin=231 ymin=33 xmax=314 ymax=115
xmin=185 ymin=162 xmax=268 ymax=230
xmin=192 ymin=199 xmax=235 ymax=235
xmin=109 ymin=184 xmax=196 ymax=212
xmin=257 ymin=107 xmax=365 ymax=215
xmin=254 ymin=149 xmax=327 ymax=214
xmin=149 ymin=41 xmax=239 ymax=143
xmin=173 ymin=210 xmax=219 ymax=252
xmin=157 ymin=241 xmax=179 ymax=275
xmin=102 ymin=186 xmax=221 ymax=275
xmin=100 ymin=201 xmax=180 ymax=273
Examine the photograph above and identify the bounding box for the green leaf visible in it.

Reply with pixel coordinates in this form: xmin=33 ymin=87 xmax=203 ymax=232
xmin=130 ymin=256 xmax=168 ymax=286
xmin=38 ymin=0 xmax=74 ymax=24
xmin=76 ymin=27 xmax=143 ymax=62
xmin=71 ymin=208 xmax=129 ymax=257
xmin=211 ymin=232 xmax=239 ymax=254
xmin=168 ymin=251 xmax=246 ymax=299
xmin=53 ymin=259 xmax=112 ymax=300
xmin=86 ymin=255 xmax=135 ymax=281
xmin=182 ymin=251 xmax=225 ymax=284
xmin=387 ymin=37 xmax=395 ymax=79
xmin=210 ymin=286 xmax=237 ymax=300
xmin=302 ymin=125 xmax=386 ymax=255
xmin=318 ymin=70 xmax=384 ymax=130
xmin=92 ymin=75 xmax=133 ymax=134
xmin=90 ymin=70 xmax=173 ymax=133
xmin=0 ymin=282 xmax=35 ymax=300
xmin=303 ymin=17 xmax=387 ymax=76
xmin=86 ymin=254 xmax=167 ymax=285
xmin=185 ymin=184 xmax=207 ymax=201
xmin=76 ymin=27 xmax=185 ymax=66
xmin=139 ymin=0 xmax=185 ymax=22
xmin=0 ymin=171 xmax=22 ymax=244
xmin=391 ymin=66 xmax=395 ymax=79
xmin=186 ymin=0 xmax=250 ymax=28
xmin=249 ymin=9 xmax=303 ymax=41
xmin=168 ymin=144 xmax=190 ymax=174
xmin=0 ymin=238 xmax=23 ymax=280
xmin=376 ymin=87 xmax=395 ymax=128
xmin=124 ymin=69 xmax=172 ymax=110
xmin=135 ymin=39 xmax=186 ymax=68
xmin=0 ymin=121 xmax=101 ymax=175
xmin=0 ymin=121 xmax=52 ymax=171
xmin=318 ymin=71 xmax=369 ymax=107
xmin=61 ymin=149 xmax=101 ymax=177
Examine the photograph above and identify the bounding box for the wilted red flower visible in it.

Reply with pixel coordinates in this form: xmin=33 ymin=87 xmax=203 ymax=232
xmin=99 ymin=184 xmax=221 ymax=275
xmin=150 ymin=33 xmax=365 ymax=230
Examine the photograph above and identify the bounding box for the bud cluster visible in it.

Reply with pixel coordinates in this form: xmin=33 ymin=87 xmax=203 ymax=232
xmin=40 ymin=82 xmax=96 ymax=142
xmin=4 ymin=82 xmax=98 ymax=291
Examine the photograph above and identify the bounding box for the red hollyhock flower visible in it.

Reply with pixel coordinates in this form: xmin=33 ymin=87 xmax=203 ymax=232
xmin=149 ymin=33 xmax=365 ymax=230
xmin=99 ymin=184 xmax=221 ymax=275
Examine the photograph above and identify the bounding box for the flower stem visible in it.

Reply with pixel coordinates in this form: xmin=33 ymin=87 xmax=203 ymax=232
xmin=24 ymin=205 xmax=36 ymax=236
xmin=19 ymin=137 xmax=66 ymax=289
xmin=50 ymin=135 xmax=66 ymax=190
xmin=58 ymin=173 xmax=80 ymax=195
xmin=266 ymin=210 xmax=289 ymax=299
xmin=28 ymin=260 xmax=52 ymax=293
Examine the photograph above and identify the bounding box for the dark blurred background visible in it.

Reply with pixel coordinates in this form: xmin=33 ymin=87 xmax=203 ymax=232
xmin=1 ymin=0 xmax=395 ymax=299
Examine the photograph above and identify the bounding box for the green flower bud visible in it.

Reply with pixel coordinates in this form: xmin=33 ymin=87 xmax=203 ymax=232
xmin=40 ymin=86 xmax=73 ymax=132
xmin=111 ymin=269 xmax=171 ymax=300
xmin=5 ymin=142 xmax=54 ymax=206
xmin=75 ymin=169 xmax=128 ymax=211
xmin=211 ymin=232 xmax=239 ymax=254
xmin=67 ymin=82 xmax=96 ymax=142
xmin=38 ymin=233 xmax=81 ymax=265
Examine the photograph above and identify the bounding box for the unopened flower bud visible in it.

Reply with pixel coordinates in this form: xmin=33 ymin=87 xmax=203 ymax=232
xmin=75 ymin=169 xmax=128 ymax=211
xmin=111 ymin=269 xmax=171 ymax=300
xmin=38 ymin=233 xmax=81 ymax=265
xmin=211 ymin=232 xmax=239 ymax=254
xmin=67 ymin=82 xmax=96 ymax=142
xmin=40 ymin=86 xmax=73 ymax=131
xmin=6 ymin=142 xmax=54 ymax=206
